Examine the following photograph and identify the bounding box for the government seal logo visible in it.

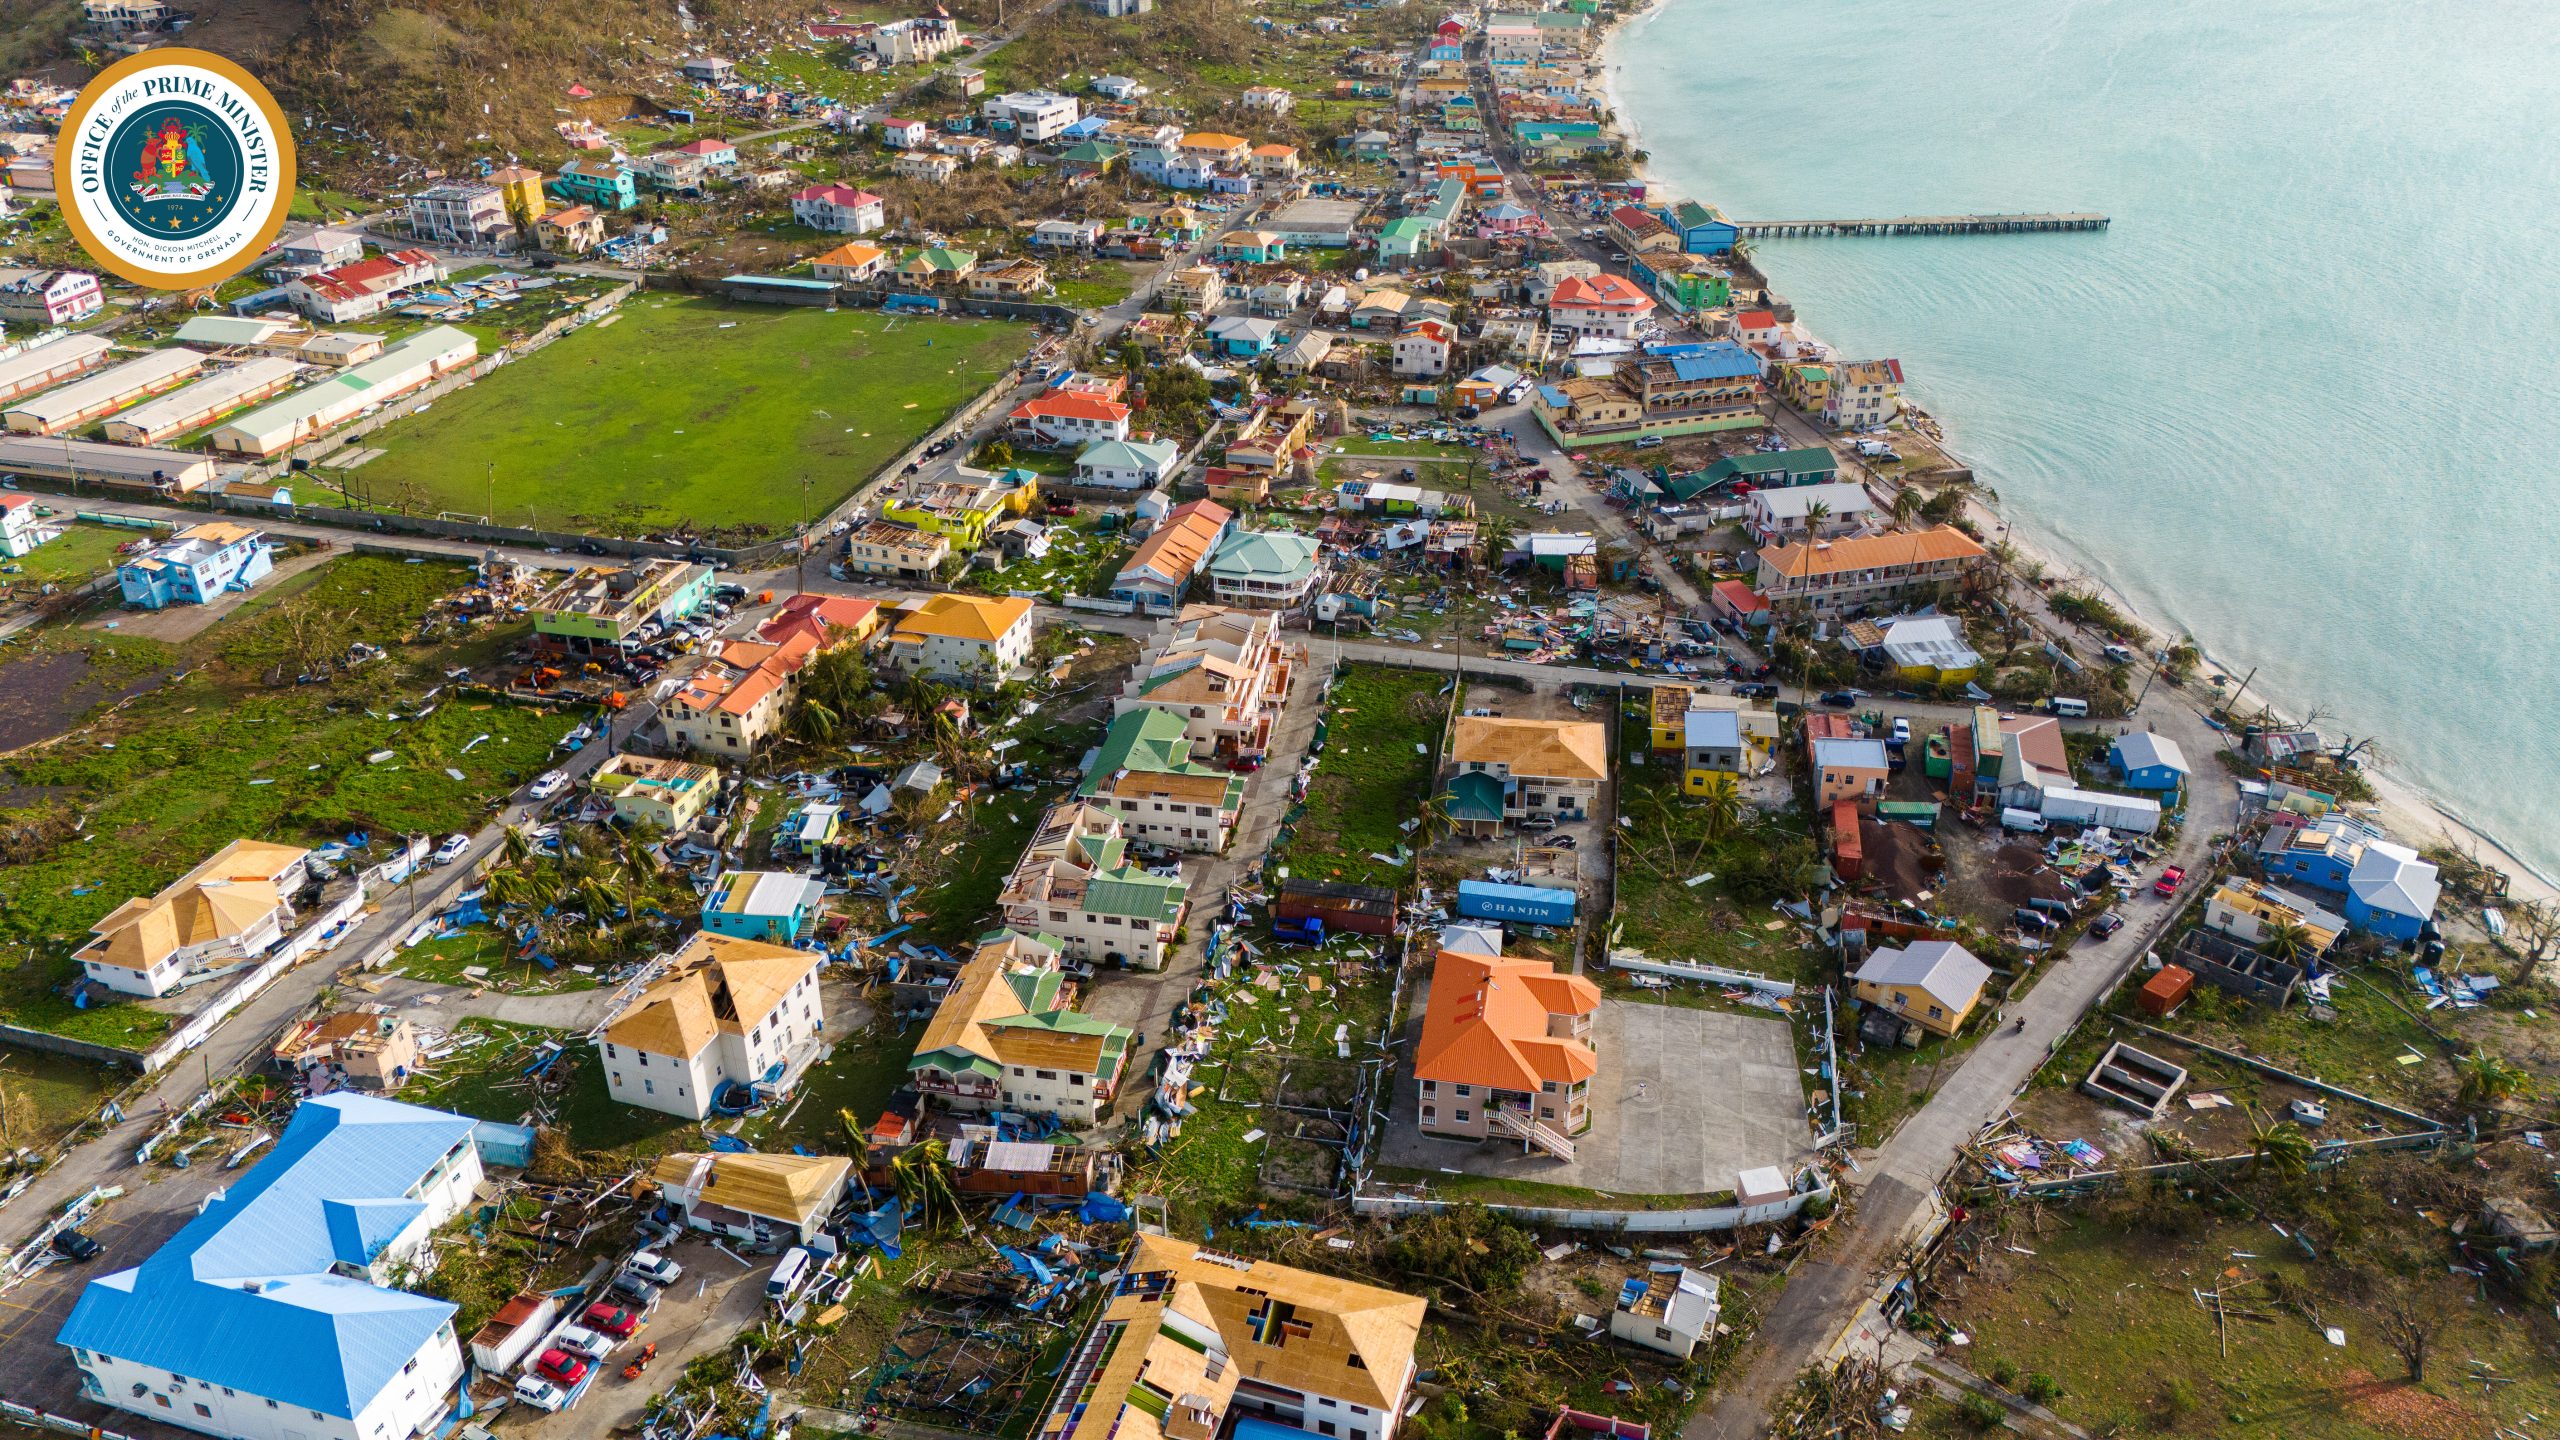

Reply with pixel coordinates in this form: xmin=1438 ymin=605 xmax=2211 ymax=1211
xmin=56 ymin=49 xmax=295 ymax=290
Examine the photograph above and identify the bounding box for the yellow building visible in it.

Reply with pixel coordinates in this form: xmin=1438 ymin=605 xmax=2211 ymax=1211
xmin=587 ymin=753 xmax=721 ymax=831
xmin=2204 ymin=878 xmax=2344 ymax=954
xmin=881 ymin=471 xmax=1037 ymax=552
xmin=487 ymin=164 xmax=549 ymax=233
xmin=1648 ymin=683 xmax=1693 ymax=751
xmin=1851 ymin=940 xmax=1990 ymax=1041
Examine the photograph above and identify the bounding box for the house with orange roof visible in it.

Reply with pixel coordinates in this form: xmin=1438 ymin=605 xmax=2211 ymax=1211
xmin=1032 ymin=1232 xmax=1424 ymax=1440
xmin=534 ymin=205 xmax=604 ymax=254
xmin=1414 ymin=951 xmax=1601 ymax=1158
xmin=1751 ymin=525 xmax=1987 ymax=615
xmin=879 ymin=593 xmax=1038 ymax=681
xmin=596 ymin=931 xmax=826 ymax=1119
xmin=75 ymin=839 xmax=312 ymax=998
xmin=661 ymin=594 xmax=879 ymax=756
xmin=1110 ymin=497 xmax=1233 ymax=614
xmin=1008 ymin=389 xmax=1132 ymax=447
xmin=1179 ymin=131 xmax=1251 ymax=168
xmin=1249 ymin=141 xmax=1302 ymax=177
xmin=810 ymin=241 xmax=889 ymax=283
xmin=1545 ymin=271 xmax=1656 ymax=340
xmin=1444 ymin=716 xmax=1608 ymax=835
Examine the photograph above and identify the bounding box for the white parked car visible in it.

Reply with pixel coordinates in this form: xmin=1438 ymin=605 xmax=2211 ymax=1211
xmin=552 ymin=1324 xmax=612 ymax=1360
xmin=432 ymin=833 xmax=472 ymax=866
xmin=512 ymin=1376 xmax=568 ymax=1412
xmin=624 ymin=1250 xmax=684 ymax=1286
xmin=527 ymin=770 xmax=569 ymax=802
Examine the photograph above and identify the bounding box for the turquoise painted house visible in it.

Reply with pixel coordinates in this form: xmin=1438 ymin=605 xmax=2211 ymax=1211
xmin=553 ymin=159 xmax=639 ymax=211
xmin=701 ymin=870 xmax=829 ymax=944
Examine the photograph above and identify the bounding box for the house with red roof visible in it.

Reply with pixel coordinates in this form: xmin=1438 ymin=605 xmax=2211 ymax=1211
xmin=790 ymin=183 xmax=884 ymax=235
xmin=1414 ymin=951 xmax=1601 ymax=1159
xmin=1730 ymin=308 xmax=1781 ymax=350
xmin=661 ymin=595 xmax=879 ymax=756
xmin=879 ymin=116 xmax=930 ymax=149
xmin=1546 ymin=272 xmax=1656 ymax=340
xmin=282 ymin=249 xmax=442 ymax=323
xmin=1007 ymin=390 xmax=1132 ymax=447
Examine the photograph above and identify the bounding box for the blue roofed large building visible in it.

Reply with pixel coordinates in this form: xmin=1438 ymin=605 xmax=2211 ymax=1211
xmin=58 ymin=1094 xmax=489 ymax=1440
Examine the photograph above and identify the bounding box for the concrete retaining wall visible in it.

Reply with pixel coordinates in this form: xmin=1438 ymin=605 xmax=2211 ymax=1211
xmin=1350 ymin=1175 xmax=1830 ymax=1234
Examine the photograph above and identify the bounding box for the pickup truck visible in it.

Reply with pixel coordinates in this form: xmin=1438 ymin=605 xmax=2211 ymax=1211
xmin=2153 ymin=865 xmax=2186 ymax=897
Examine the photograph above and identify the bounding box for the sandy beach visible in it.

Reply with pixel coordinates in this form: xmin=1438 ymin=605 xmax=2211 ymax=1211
xmin=1594 ymin=1 xmax=2554 ymax=906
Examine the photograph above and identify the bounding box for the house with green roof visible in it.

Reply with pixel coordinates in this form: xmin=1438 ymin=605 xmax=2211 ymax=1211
xmin=999 ymin=799 xmax=1192 ymax=970
xmin=1207 ymin=528 xmax=1325 ymax=608
xmin=1661 ymin=199 xmax=1739 ymax=256
xmin=1060 ymin=139 xmax=1125 ymax=176
xmin=898 ymin=246 xmax=979 ymax=287
xmin=906 ymin=944 xmax=1133 ymax=1124
xmin=1077 ymin=709 xmax=1247 ymax=853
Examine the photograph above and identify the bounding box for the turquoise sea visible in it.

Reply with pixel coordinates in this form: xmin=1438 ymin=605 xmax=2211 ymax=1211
xmin=1615 ymin=0 xmax=2560 ymax=885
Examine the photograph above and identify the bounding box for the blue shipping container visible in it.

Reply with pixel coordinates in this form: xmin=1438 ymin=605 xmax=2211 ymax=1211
xmin=1456 ymin=880 xmax=1576 ymax=927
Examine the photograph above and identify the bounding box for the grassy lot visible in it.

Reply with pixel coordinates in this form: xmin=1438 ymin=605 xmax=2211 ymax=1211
xmin=960 ymin=515 xmax=1130 ymax=604
xmin=1279 ymin=665 xmax=1447 ymax=888
xmin=1328 ymin=437 xmax=1481 ymax=461
xmin=405 ymin=1018 xmax=696 ymax=1160
xmin=1938 ymin=1198 xmax=2560 ymax=1437
xmin=0 ymin=523 xmax=133 ymax=591
xmin=349 ymin=296 xmax=1032 ymax=538
xmin=1612 ymin=757 xmax=1829 ymax=986
xmin=0 ymin=557 xmax=576 ymax=1046
xmin=747 ymin=1016 xmax=919 ymax=1154
xmin=1047 ymin=260 xmax=1141 ymax=311
xmin=0 ymin=1046 xmax=120 ymax=1146
xmin=386 ymin=926 xmax=602 ymax=995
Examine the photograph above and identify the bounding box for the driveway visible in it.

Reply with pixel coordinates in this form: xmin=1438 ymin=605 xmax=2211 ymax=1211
xmin=1378 ymin=993 xmax=1810 ymax=1197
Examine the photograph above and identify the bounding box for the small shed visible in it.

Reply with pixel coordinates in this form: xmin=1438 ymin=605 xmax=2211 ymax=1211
xmin=1274 ymin=877 xmax=1398 ymax=936
xmin=467 ymin=1291 xmax=563 ymax=1372
xmin=2136 ymin=964 xmax=2194 ymax=1016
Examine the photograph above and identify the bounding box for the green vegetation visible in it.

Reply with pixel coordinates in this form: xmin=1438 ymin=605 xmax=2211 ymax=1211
xmin=404 ymin=1017 xmax=694 ymax=1160
xmin=1943 ymin=1195 xmax=2560 ymax=1437
xmin=0 ymin=557 xmax=576 ymax=1046
xmin=1369 ymin=1164 xmax=1736 ymax=1212
xmin=0 ymin=524 xmax=133 ymax=592
xmin=351 ymin=296 xmax=1032 ymax=538
xmin=1612 ymin=755 xmax=1829 ymax=985
xmin=387 ymin=926 xmax=601 ymax=994
xmin=1279 ymin=665 xmax=1446 ymax=887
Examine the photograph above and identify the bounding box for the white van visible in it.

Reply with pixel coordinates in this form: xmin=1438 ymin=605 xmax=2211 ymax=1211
xmin=765 ymin=1246 xmax=815 ymax=1305
xmin=2047 ymin=696 xmax=2089 ymax=718
xmin=2000 ymin=807 xmax=2049 ymax=833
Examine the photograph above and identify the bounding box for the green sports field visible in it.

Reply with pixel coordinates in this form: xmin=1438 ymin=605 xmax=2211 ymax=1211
xmin=347 ymin=296 xmax=1033 ymax=538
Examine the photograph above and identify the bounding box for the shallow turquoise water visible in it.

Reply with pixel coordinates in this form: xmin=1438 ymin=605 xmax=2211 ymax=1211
xmin=1616 ymin=0 xmax=2560 ymax=881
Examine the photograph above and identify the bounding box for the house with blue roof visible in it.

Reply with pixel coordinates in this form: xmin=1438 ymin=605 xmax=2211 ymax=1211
xmin=59 ymin=1094 xmax=490 ymax=1440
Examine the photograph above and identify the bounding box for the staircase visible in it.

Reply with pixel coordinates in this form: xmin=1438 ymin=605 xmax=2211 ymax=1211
xmin=1488 ymin=1104 xmax=1576 ymax=1162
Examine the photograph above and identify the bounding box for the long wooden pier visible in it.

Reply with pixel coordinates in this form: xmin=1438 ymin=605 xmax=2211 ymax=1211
xmin=1734 ymin=212 xmax=2110 ymax=238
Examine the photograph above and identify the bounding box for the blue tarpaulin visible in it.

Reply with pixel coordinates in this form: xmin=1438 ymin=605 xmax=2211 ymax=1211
xmin=1077 ymin=1193 xmax=1130 ymax=1225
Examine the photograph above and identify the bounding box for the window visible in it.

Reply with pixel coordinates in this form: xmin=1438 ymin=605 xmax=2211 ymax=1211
xmin=1655 ymin=1326 xmax=1674 ymax=1342
xmin=1421 ymin=1079 xmax=1436 ymax=1094
xmin=1421 ymin=1105 xmax=1436 ymax=1121
xmin=1037 ymin=1070 xmax=1056 ymax=1080
xmin=643 ymin=1079 xmax=654 ymax=1094
xmin=195 ymin=1404 xmax=212 ymax=1418
xmin=1454 ymin=1110 xmax=1470 ymax=1124
xmin=154 ymin=1396 xmax=171 ymax=1410
xmin=1454 ymin=1084 xmax=1472 ymax=1098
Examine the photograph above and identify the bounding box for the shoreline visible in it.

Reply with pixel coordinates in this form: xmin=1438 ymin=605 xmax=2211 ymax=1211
xmin=1591 ymin=1 xmax=2555 ymax=905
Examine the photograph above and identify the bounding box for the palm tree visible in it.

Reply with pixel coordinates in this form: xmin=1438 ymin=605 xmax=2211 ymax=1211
xmin=1476 ymin=514 xmax=1519 ymax=570
xmin=1693 ymin=771 xmax=1745 ymax=841
xmin=1889 ymin=486 xmax=1923 ymax=525
xmin=2245 ymin=1105 xmax=2313 ymax=1180
xmin=2457 ymin=1051 xmax=2530 ymax=1112
xmin=789 ymin=695 xmax=842 ymax=749
xmin=892 ymin=1139 xmax=965 ymax=1233
xmin=1801 ymin=499 xmax=1831 ymax=539
xmin=2259 ymin=919 xmax=2315 ymax=967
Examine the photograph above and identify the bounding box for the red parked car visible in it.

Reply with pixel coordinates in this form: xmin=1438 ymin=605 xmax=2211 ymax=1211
xmin=534 ymin=1349 xmax=590 ymax=1386
xmin=2153 ymin=865 xmax=2186 ymax=897
xmin=584 ymin=1303 xmax=640 ymax=1338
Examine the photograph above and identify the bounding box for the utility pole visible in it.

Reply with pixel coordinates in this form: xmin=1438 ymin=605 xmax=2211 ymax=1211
xmin=2222 ymin=664 xmax=2259 ymax=726
xmin=796 ymin=473 xmax=812 ymax=597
